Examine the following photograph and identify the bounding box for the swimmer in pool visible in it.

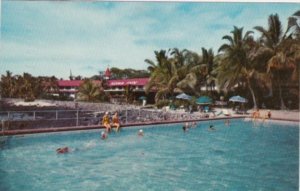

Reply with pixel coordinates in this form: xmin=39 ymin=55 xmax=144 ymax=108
xmin=182 ymin=124 xmax=189 ymax=132
xmin=191 ymin=122 xmax=197 ymax=128
xmin=56 ymin=140 xmax=97 ymax=154
xmin=138 ymin=129 xmax=144 ymax=136
xmin=101 ymin=131 xmax=107 ymax=140
xmin=208 ymin=125 xmax=216 ymax=131
xmin=225 ymin=119 xmax=230 ymax=126
xmin=56 ymin=147 xmax=69 ymax=154
xmin=182 ymin=122 xmax=190 ymax=132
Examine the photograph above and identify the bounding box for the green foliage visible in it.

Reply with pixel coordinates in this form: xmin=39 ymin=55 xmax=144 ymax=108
xmin=124 ymin=85 xmax=135 ymax=104
xmin=254 ymin=13 xmax=300 ymax=109
xmin=172 ymin=99 xmax=188 ymax=108
xmin=216 ymin=26 xmax=259 ymax=108
xmin=110 ymin=67 xmax=150 ymax=79
xmin=77 ymin=79 xmax=103 ymax=102
xmin=145 ymin=48 xmax=211 ymax=103
xmin=144 ymin=12 xmax=299 ymax=109
xmin=145 ymin=49 xmax=175 ymax=102
xmin=0 ymin=71 xmax=44 ymax=101
xmin=155 ymin=99 xmax=170 ymax=109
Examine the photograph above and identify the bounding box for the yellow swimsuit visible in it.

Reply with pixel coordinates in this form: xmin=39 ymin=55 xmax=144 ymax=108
xmin=102 ymin=115 xmax=110 ymax=125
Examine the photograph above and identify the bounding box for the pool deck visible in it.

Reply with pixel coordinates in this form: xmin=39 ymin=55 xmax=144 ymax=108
xmin=1 ymin=109 xmax=299 ymax=136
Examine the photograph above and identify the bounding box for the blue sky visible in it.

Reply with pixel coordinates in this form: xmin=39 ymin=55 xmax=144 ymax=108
xmin=1 ymin=1 xmax=299 ymax=79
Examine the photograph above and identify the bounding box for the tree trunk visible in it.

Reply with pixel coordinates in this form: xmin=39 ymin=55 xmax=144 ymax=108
xmin=210 ymin=82 xmax=214 ymax=92
xmin=247 ymin=78 xmax=257 ymax=109
xmin=278 ymin=80 xmax=287 ymax=110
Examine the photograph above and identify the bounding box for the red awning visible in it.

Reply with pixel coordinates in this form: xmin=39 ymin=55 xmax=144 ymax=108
xmin=107 ymin=78 xmax=149 ymax=87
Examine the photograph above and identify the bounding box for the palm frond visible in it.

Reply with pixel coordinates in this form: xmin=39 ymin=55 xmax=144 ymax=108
xmin=221 ymin=35 xmax=234 ymax=46
xmin=218 ymin=44 xmax=232 ymax=53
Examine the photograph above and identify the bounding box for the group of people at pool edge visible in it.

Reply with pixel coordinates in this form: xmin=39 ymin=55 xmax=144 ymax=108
xmin=98 ymin=111 xmax=122 ymax=140
xmin=252 ymin=109 xmax=272 ymax=121
xmin=102 ymin=109 xmax=270 ymax=133
xmin=102 ymin=111 xmax=120 ymax=133
xmin=56 ymin=109 xmax=272 ymax=154
xmin=56 ymin=111 xmax=142 ymax=154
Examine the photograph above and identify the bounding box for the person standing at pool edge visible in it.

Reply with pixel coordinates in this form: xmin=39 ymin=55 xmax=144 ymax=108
xmin=267 ymin=110 xmax=271 ymax=119
xmin=102 ymin=112 xmax=111 ymax=133
xmin=252 ymin=109 xmax=260 ymax=120
xmin=112 ymin=112 xmax=121 ymax=132
xmin=182 ymin=122 xmax=189 ymax=132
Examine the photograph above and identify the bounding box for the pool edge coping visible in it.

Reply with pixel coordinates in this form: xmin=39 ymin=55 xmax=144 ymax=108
xmin=1 ymin=116 xmax=299 ymax=136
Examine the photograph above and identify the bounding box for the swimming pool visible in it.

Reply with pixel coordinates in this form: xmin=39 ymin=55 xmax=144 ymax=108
xmin=0 ymin=119 xmax=298 ymax=191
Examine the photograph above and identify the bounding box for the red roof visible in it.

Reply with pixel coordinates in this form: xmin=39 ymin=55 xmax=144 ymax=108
xmin=107 ymin=78 xmax=149 ymax=87
xmin=58 ymin=80 xmax=82 ymax=87
xmin=58 ymin=80 xmax=101 ymax=87
xmin=105 ymin=68 xmax=111 ymax=77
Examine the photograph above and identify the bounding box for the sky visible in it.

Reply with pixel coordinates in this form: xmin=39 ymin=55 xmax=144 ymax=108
xmin=0 ymin=1 xmax=299 ymax=79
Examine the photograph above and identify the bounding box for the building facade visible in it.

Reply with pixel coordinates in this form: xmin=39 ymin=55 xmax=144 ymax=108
xmin=56 ymin=78 xmax=151 ymax=102
xmin=57 ymin=80 xmax=102 ymax=99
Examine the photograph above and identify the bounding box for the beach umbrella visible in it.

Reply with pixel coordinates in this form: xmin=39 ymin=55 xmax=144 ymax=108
xmin=229 ymin=95 xmax=248 ymax=103
xmin=176 ymin=93 xmax=192 ymax=100
xmin=138 ymin=96 xmax=147 ymax=100
xmin=196 ymin=96 xmax=212 ymax=105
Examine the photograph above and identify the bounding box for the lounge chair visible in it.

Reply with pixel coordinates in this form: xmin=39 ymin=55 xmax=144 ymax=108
xmin=222 ymin=109 xmax=231 ymax=116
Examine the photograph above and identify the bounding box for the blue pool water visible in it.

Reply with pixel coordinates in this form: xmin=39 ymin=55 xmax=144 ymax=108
xmin=0 ymin=119 xmax=298 ymax=191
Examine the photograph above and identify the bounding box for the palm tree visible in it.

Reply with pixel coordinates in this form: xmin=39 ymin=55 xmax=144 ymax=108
xmin=19 ymin=73 xmax=36 ymax=101
xmin=170 ymin=48 xmax=198 ymax=94
xmin=77 ymin=79 xmax=102 ymax=102
xmin=40 ymin=76 xmax=59 ymax=98
xmin=149 ymin=48 xmax=203 ymax=96
xmin=282 ymin=12 xmax=300 ymax=84
xmin=254 ymin=14 xmax=283 ymax=49
xmin=254 ymin=14 xmax=299 ymax=109
xmin=217 ymin=26 xmax=258 ymax=108
xmin=124 ymin=85 xmax=134 ymax=104
xmin=200 ymin=48 xmax=215 ymax=92
xmin=0 ymin=71 xmax=15 ymax=98
xmin=145 ymin=50 xmax=176 ymax=103
xmin=176 ymin=50 xmax=203 ymax=95
xmin=285 ymin=10 xmax=300 ymax=40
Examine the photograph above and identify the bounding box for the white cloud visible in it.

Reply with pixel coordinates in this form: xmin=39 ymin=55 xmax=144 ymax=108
xmin=1 ymin=1 xmax=298 ymax=78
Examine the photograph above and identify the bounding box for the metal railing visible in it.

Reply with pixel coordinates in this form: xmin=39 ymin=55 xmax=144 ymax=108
xmin=0 ymin=108 xmax=210 ymax=131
